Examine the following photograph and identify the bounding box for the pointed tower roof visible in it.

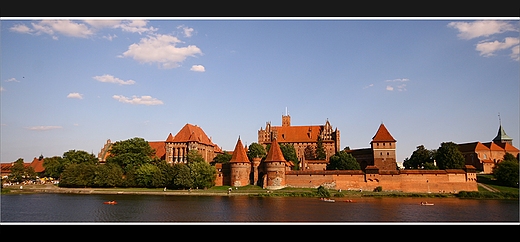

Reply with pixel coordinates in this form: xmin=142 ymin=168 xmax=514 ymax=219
xmin=230 ymin=137 xmax=250 ymax=163
xmin=166 ymin=133 xmax=174 ymax=142
xmin=493 ymin=125 xmax=513 ymax=143
xmin=371 ymin=123 xmax=396 ymax=143
xmin=265 ymin=138 xmax=286 ymax=162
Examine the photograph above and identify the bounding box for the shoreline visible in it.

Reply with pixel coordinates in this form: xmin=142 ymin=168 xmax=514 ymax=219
xmin=2 ymin=184 xmax=517 ymax=199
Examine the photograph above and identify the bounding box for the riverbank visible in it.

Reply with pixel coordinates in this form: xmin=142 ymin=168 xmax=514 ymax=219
xmin=2 ymin=184 xmax=517 ymax=199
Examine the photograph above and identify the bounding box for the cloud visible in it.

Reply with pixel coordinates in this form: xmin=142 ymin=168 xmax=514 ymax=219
xmin=121 ymin=34 xmax=202 ymax=69
xmin=10 ymin=24 xmax=32 ymax=34
xmin=117 ymin=20 xmax=157 ymax=34
xmin=475 ymin=37 xmax=519 ymax=57
xmin=112 ymin=95 xmax=164 ymax=105
xmin=67 ymin=92 xmax=83 ymax=99
xmin=178 ymin=25 xmax=195 ymax=37
xmin=4 ymin=78 xmax=20 ymax=82
xmin=448 ymin=20 xmax=519 ymax=61
xmin=447 ymin=20 xmax=517 ymax=40
xmin=385 ymin=78 xmax=409 ymax=91
xmin=0 ymin=86 xmax=4 ymax=92
xmin=363 ymin=84 xmax=374 ymax=89
xmin=26 ymin=126 xmax=63 ymax=131
xmin=93 ymin=74 xmax=135 ymax=85
xmin=190 ymin=65 xmax=206 ymax=72
xmin=23 ymin=20 xmax=95 ymax=39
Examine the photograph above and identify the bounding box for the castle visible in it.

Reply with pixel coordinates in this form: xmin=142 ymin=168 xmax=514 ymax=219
xmin=95 ymin=114 xmax=520 ymax=193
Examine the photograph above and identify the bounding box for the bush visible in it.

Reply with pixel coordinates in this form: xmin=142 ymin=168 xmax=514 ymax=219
xmin=316 ymin=185 xmax=331 ymax=198
xmin=373 ymin=186 xmax=383 ymax=192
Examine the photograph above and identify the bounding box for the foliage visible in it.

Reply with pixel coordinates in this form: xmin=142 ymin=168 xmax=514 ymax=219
xmin=327 ymin=151 xmax=360 ymax=170
xmin=105 ymin=137 xmax=155 ymax=172
xmin=247 ymin=142 xmax=267 ymax=161
xmin=171 ymin=163 xmax=193 ymax=189
xmin=403 ymin=145 xmax=437 ymax=169
xmin=186 ymin=150 xmax=205 ymax=163
xmin=373 ymin=186 xmax=383 ymax=192
xmin=315 ymin=136 xmax=327 ymax=160
xmin=434 ymin=142 xmax=465 ymax=169
xmin=492 ymin=152 xmax=519 ymax=187
xmin=62 ymin=150 xmax=99 ymax=165
xmin=93 ymin=163 xmax=123 ymax=187
xmin=316 ymin=185 xmax=331 ymax=198
xmin=59 ymin=163 xmax=96 ymax=188
xmin=212 ymin=152 xmax=232 ymax=164
xmin=279 ymin=143 xmax=299 ymax=169
xmin=43 ymin=156 xmax=66 ymax=179
xmin=135 ymin=163 xmax=163 ymax=188
xmin=188 ymin=160 xmax=217 ymax=189
xmin=8 ymin=158 xmax=36 ymax=183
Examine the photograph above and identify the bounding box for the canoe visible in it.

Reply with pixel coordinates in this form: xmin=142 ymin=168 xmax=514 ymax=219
xmin=103 ymin=201 xmax=117 ymax=205
xmin=420 ymin=202 xmax=434 ymax=206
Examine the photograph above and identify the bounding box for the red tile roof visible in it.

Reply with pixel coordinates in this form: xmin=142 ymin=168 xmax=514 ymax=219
xmin=272 ymin=125 xmax=324 ymax=143
xmin=171 ymin=124 xmax=215 ymax=146
xmin=495 ymin=142 xmax=519 ymax=152
xmin=482 ymin=142 xmax=505 ymax=151
xmin=149 ymin=141 xmax=166 ymax=159
xmin=230 ymin=137 xmax=249 ymax=163
xmin=458 ymin=142 xmax=489 ymax=153
xmin=371 ymin=123 xmax=396 ymax=142
xmin=265 ymin=138 xmax=286 ymax=162
xmin=30 ymin=157 xmax=45 ymax=173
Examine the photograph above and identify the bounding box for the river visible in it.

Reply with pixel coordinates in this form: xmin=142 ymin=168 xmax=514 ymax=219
xmin=1 ymin=193 xmax=518 ymax=223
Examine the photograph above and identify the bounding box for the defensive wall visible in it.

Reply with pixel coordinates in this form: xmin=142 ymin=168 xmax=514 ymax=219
xmin=284 ymin=167 xmax=478 ymax=193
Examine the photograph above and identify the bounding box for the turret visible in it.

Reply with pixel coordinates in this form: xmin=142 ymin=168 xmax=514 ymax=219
xmin=370 ymin=123 xmax=397 ymax=171
xmin=229 ymin=137 xmax=251 ymax=187
xmin=263 ymin=138 xmax=287 ymax=189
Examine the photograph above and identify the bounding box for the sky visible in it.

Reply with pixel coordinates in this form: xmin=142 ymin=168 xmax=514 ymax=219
xmin=1 ymin=17 xmax=519 ymax=165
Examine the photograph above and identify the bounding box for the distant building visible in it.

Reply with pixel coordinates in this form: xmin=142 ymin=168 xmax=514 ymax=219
xmin=257 ymin=114 xmax=340 ymax=167
xmin=347 ymin=123 xmax=398 ymax=171
xmin=458 ymin=124 xmax=519 ymax=173
xmin=98 ymin=123 xmax=223 ymax=164
xmin=1 ymin=155 xmax=46 ymax=179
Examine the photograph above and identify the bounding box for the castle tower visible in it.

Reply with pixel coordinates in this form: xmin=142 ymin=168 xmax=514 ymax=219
xmin=492 ymin=125 xmax=513 ymax=145
xmin=370 ymin=123 xmax=397 ymax=171
xmin=282 ymin=114 xmax=291 ymax=127
xmin=263 ymin=138 xmax=287 ymax=189
xmin=229 ymin=137 xmax=251 ymax=187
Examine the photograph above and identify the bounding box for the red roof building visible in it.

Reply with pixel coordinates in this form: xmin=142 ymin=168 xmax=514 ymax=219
xmin=348 ymin=123 xmax=398 ymax=171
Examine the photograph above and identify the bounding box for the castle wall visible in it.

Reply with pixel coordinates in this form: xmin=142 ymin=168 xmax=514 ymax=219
xmin=283 ymin=169 xmax=478 ymax=193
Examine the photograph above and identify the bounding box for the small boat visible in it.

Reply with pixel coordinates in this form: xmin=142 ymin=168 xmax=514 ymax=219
xmin=420 ymin=202 xmax=434 ymax=206
xmin=103 ymin=201 xmax=117 ymax=205
xmin=320 ymin=198 xmax=335 ymax=203
xmin=344 ymin=199 xmax=355 ymax=203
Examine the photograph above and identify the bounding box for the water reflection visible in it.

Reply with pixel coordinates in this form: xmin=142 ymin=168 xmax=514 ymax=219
xmin=1 ymin=193 xmax=518 ymax=223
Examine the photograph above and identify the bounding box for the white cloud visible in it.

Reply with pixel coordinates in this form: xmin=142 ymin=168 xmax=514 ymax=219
xmin=448 ymin=20 xmax=517 ymax=40
xmin=510 ymin=44 xmax=520 ymax=61
xmin=385 ymin=78 xmax=409 ymax=83
xmin=121 ymin=34 xmax=202 ymax=69
xmin=118 ymin=20 xmax=157 ymax=34
xmin=93 ymin=74 xmax=135 ymax=85
xmin=178 ymin=25 xmax=195 ymax=37
xmin=190 ymin=65 xmax=206 ymax=72
xmin=26 ymin=126 xmax=63 ymax=131
xmin=0 ymin=86 xmax=4 ymax=92
xmin=83 ymin=19 xmax=122 ymax=29
xmin=112 ymin=95 xmax=164 ymax=105
xmin=10 ymin=24 xmax=32 ymax=34
xmin=386 ymin=86 xmax=394 ymax=91
xmin=475 ymin=37 xmax=520 ymax=57
xmin=27 ymin=20 xmax=94 ymax=39
xmin=67 ymin=92 xmax=83 ymax=99
xmin=363 ymin=84 xmax=374 ymax=89
xmin=4 ymin=78 xmax=20 ymax=82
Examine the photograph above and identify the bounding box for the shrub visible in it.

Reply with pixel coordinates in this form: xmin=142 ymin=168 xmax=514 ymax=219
xmin=373 ymin=186 xmax=383 ymax=192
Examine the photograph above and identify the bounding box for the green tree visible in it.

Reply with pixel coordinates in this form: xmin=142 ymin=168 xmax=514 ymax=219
xmin=279 ymin=143 xmax=299 ymax=169
xmin=171 ymin=163 xmax=193 ymax=189
xmin=135 ymin=163 xmax=163 ymax=188
xmin=315 ymin=136 xmax=327 ymax=160
xmin=327 ymin=151 xmax=360 ymax=170
xmin=212 ymin=152 xmax=232 ymax=164
xmin=247 ymin=142 xmax=266 ymax=161
xmin=9 ymin=158 xmax=36 ymax=183
xmin=434 ymin=142 xmax=465 ymax=170
xmin=59 ymin=163 xmax=96 ymax=188
xmin=63 ymin=150 xmax=99 ymax=165
xmin=403 ymin=145 xmax=437 ymax=169
xmin=186 ymin=150 xmax=205 ymax=163
xmin=188 ymin=161 xmax=217 ymax=189
xmin=105 ymin=137 xmax=155 ymax=172
xmin=316 ymin=185 xmax=331 ymax=198
xmin=93 ymin=163 xmax=123 ymax=187
xmin=43 ymin=156 xmax=66 ymax=179
xmin=493 ymin=152 xmax=519 ymax=187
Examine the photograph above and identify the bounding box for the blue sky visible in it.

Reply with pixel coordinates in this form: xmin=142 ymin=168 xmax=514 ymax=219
xmin=1 ymin=18 xmax=519 ymax=165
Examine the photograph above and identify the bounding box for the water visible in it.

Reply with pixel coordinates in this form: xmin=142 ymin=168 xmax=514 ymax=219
xmin=1 ymin=193 xmax=518 ymax=223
